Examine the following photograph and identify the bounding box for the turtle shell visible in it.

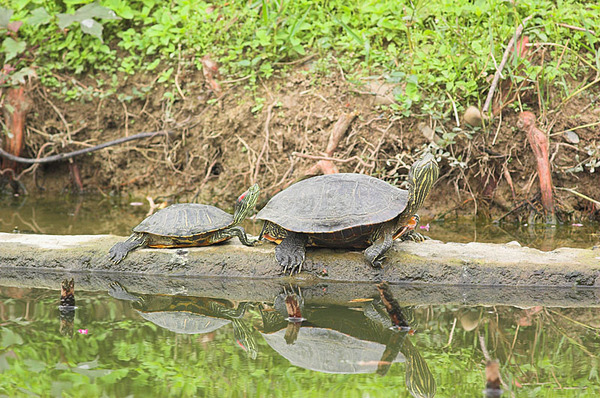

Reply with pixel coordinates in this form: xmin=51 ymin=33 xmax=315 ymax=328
xmin=260 ymin=327 xmax=404 ymax=374
xmin=137 ymin=311 xmax=231 ymax=334
xmin=133 ymin=203 xmax=233 ymax=237
xmin=256 ymin=173 xmax=408 ymax=233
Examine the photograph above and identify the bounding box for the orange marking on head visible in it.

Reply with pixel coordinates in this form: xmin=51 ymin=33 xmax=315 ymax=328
xmin=407 ymin=215 xmax=418 ymax=229
xmin=393 ymin=216 xmax=419 ymax=240
xmin=236 ymin=340 xmax=247 ymax=351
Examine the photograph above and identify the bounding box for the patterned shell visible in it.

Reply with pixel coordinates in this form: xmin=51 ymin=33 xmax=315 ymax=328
xmin=137 ymin=311 xmax=231 ymax=334
xmin=256 ymin=173 xmax=408 ymax=233
xmin=133 ymin=203 xmax=233 ymax=237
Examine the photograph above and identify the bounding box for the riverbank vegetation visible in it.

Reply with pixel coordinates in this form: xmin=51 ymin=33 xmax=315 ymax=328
xmin=1 ymin=0 xmax=599 ymax=223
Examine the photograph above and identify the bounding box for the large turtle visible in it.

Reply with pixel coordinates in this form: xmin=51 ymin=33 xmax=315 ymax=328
xmin=258 ymin=290 xmax=436 ymax=398
xmin=257 ymin=153 xmax=439 ymax=273
xmin=109 ymin=184 xmax=260 ymax=264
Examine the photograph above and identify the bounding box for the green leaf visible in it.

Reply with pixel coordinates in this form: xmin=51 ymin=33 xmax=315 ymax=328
xmin=1 ymin=328 xmax=24 ymax=348
xmin=9 ymin=67 xmax=37 ymax=85
xmin=157 ymin=67 xmax=174 ymax=83
xmin=146 ymin=58 xmax=161 ymax=70
xmin=74 ymin=2 xmax=121 ymax=21
xmin=24 ymin=359 xmax=47 ymax=373
xmin=100 ymin=368 xmax=129 ymax=383
xmin=28 ymin=7 xmax=52 ymax=26
xmin=332 ymin=14 xmax=364 ymax=46
xmin=57 ymin=13 xmax=78 ymax=29
xmin=58 ymin=2 xmax=120 ymax=29
xmin=80 ymin=18 xmax=104 ymax=41
xmin=2 ymin=38 xmax=27 ymax=62
xmin=0 ymin=7 xmax=13 ymax=29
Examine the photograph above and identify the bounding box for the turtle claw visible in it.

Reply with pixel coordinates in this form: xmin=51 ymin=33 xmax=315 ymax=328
xmin=372 ymin=257 xmax=384 ymax=269
xmin=275 ymin=233 xmax=307 ymax=275
xmin=108 ymin=243 xmax=127 ymax=264
xmin=108 ymin=235 xmax=146 ymax=264
xmin=276 ymin=248 xmax=304 ymax=275
xmin=401 ymin=231 xmax=426 ymax=242
xmin=108 ymin=281 xmax=143 ymax=304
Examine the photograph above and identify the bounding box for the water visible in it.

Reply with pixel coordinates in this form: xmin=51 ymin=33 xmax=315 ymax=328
xmin=1 ymin=195 xmax=599 ymax=397
xmin=1 ymin=281 xmax=599 ymax=397
xmin=1 ymin=194 xmax=598 ymax=250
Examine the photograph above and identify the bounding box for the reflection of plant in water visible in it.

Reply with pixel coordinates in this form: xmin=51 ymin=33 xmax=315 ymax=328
xmin=428 ymin=304 xmax=600 ymax=396
xmin=2 ymin=288 xmax=600 ymax=397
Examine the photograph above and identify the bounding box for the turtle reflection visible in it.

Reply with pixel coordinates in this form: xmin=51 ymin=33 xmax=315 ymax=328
xmin=258 ymin=286 xmax=436 ymax=398
xmin=108 ymin=281 xmax=257 ymax=359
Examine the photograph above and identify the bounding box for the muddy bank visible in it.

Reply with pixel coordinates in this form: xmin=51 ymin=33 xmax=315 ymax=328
xmin=1 ymin=232 xmax=599 ymax=287
xmin=6 ymin=67 xmax=600 ymax=224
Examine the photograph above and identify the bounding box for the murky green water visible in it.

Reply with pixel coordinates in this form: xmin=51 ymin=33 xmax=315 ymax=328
xmin=1 ymin=195 xmax=598 ymax=250
xmin=1 ymin=195 xmax=599 ymax=396
xmin=1 ymin=282 xmax=599 ymax=397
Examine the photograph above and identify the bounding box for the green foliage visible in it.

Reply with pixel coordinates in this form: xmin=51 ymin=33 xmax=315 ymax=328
xmin=0 ymin=1 xmax=121 ymax=86
xmin=0 ymin=0 xmax=598 ymax=111
xmin=1 ymin=288 xmax=600 ymax=397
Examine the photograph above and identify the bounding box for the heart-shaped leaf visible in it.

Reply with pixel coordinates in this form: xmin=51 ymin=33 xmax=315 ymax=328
xmin=80 ymin=18 xmax=104 ymax=41
xmin=2 ymin=38 xmax=26 ymax=62
xmin=28 ymin=7 xmax=52 ymax=26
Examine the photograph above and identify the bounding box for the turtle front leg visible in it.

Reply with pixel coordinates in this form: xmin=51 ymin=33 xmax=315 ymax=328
xmin=364 ymin=227 xmax=394 ymax=268
xmin=108 ymin=281 xmax=145 ymax=305
xmin=109 ymin=234 xmax=147 ymax=264
xmin=275 ymin=232 xmax=308 ymax=275
xmin=212 ymin=226 xmax=258 ymax=246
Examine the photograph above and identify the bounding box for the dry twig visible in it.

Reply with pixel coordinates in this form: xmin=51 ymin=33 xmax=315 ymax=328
xmin=302 ymin=111 xmax=358 ymax=175
xmin=482 ymin=15 xmax=533 ymax=114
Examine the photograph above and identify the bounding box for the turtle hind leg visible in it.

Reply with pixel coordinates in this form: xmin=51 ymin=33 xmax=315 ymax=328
xmin=108 ymin=234 xmax=146 ymax=264
xmin=275 ymin=232 xmax=307 ymax=275
xmin=364 ymin=227 xmax=394 ymax=268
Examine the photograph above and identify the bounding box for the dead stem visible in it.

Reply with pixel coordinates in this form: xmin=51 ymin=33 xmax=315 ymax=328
xmin=443 ymin=317 xmax=457 ymax=348
xmin=253 ymin=102 xmax=276 ymax=184
xmin=505 ymin=324 xmax=520 ymax=365
xmin=37 ymin=87 xmax=72 ymax=141
xmin=518 ymin=111 xmax=555 ymax=221
xmin=293 ymin=152 xmax=374 ymax=167
xmin=555 ymin=187 xmax=600 ymax=207
xmin=302 ymin=111 xmax=358 ymax=175
xmin=483 ymin=15 xmax=533 ymax=114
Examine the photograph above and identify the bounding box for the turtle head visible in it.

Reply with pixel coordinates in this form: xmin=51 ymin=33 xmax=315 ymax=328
xmin=233 ymin=184 xmax=260 ymax=224
xmin=407 ymin=153 xmax=439 ymax=212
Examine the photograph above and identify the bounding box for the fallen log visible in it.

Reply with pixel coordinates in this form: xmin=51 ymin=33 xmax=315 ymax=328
xmin=0 ymin=233 xmax=598 ymax=288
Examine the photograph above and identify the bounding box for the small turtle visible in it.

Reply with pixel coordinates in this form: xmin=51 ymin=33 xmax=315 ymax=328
xmin=109 ymin=184 xmax=259 ymax=264
xmin=257 ymin=153 xmax=439 ymax=273
xmin=108 ymin=282 xmax=257 ymax=358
